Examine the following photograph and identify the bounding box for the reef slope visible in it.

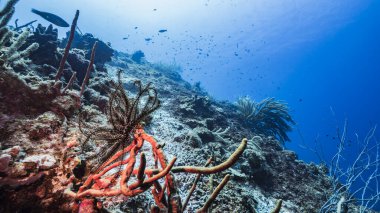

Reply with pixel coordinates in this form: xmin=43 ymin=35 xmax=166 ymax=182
xmin=0 ymin=26 xmax=333 ymax=212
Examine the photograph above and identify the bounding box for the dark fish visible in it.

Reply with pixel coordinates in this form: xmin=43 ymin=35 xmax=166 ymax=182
xmin=158 ymin=29 xmax=167 ymax=33
xmin=31 ymin=8 xmax=69 ymax=27
xmin=145 ymin=38 xmax=152 ymax=42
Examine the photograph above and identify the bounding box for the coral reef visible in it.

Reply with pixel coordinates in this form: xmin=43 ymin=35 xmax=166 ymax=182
xmin=0 ymin=3 xmax=354 ymax=213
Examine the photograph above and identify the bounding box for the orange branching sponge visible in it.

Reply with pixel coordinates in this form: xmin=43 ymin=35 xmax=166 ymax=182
xmin=65 ymin=74 xmax=247 ymax=212
xmin=65 ymin=125 xmax=247 ymax=212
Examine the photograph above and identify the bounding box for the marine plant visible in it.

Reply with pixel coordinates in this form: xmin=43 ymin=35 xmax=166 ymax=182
xmin=236 ymin=96 xmax=295 ymax=144
xmin=65 ymin=73 xmax=248 ymax=212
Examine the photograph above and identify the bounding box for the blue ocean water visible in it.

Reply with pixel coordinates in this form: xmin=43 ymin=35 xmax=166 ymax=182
xmin=281 ymin=0 xmax=380 ymax=163
xmin=7 ymin=0 xmax=380 ymax=210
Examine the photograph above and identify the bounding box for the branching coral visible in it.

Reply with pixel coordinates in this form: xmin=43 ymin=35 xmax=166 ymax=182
xmin=0 ymin=0 xmax=17 ymax=37
xmin=67 ymin=75 xmax=247 ymax=212
xmin=236 ymin=96 xmax=295 ymax=144
xmin=66 ymin=126 xmax=247 ymax=211
xmin=0 ymin=0 xmax=39 ymax=67
xmin=1 ymin=29 xmax=39 ymax=64
xmin=53 ymin=10 xmax=96 ymax=98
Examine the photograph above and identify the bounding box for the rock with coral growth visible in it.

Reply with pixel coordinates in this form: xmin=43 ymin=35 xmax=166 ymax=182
xmin=2 ymin=146 xmax=21 ymax=158
xmin=22 ymin=154 xmax=56 ymax=170
xmin=0 ymin=154 xmax=11 ymax=173
xmin=27 ymin=111 xmax=62 ymax=140
xmin=22 ymin=24 xmax=59 ymax=66
xmin=78 ymin=199 xmax=97 ymax=213
xmin=60 ymin=32 xmax=114 ymax=65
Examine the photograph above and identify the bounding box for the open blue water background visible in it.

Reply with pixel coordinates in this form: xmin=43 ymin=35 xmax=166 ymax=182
xmin=6 ymin=0 xmax=380 ymax=209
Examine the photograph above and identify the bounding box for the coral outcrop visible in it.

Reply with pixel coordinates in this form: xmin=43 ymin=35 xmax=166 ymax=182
xmin=60 ymin=31 xmax=114 ymax=66
xmin=22 ymin=24 xmax=59 ymax=66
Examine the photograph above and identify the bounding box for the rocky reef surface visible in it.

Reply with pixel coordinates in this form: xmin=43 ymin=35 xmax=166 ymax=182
xmin=0 ymin=22 xmax=337 ymax=212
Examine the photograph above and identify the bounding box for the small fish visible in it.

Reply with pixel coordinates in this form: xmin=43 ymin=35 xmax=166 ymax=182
xmin=31 ymin=9 xmax=69 ymax=27
xmin=158 ymin=29 xmax=167 ymax=33
xmin=145 ymin=38 xmax=152 ymax=42
xmin=298 ymin=144 xmax=308 ymax=150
